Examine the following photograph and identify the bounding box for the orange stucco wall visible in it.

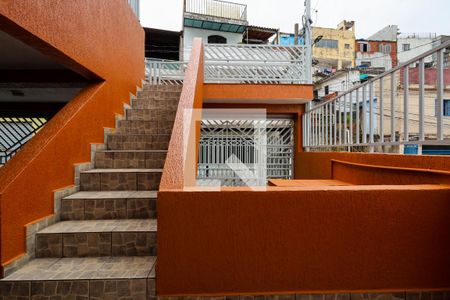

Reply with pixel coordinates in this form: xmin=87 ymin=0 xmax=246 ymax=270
xmin=157 ymin=185 xmax=450 ymax=295
xmin=296 ymin=152 xmax=450 ymax=180
xmin=204 ymin=84 xmax=313 ymax=103
xmin=0 ymin=0 xmax=144 ymax=272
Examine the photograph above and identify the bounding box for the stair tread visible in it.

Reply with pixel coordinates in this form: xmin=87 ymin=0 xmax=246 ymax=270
xmin=2 ymin=256 xmax=156 ymax=281
xmin=82 ymin=168 xmax=163 ymax=173
xmin=64 ymin=191 xmax=157 ymax=200
xmin=38 ymin=219 xmax=157 ymax=234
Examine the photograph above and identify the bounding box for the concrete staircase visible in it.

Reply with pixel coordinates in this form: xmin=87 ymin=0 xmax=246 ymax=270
xmin=0 ymin=84 xmax=181 ymax=299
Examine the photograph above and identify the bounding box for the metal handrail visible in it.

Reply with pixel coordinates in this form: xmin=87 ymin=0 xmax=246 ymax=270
xmin=303 ymin=40 xmax=450 ymax=153
xmin=185 ymin=0 xmax=248 ymax=21
xmin=307 ymin=40 xmax=450 ymax=113
xmin=0 ymin=117 xmax=48 ymax=165
xmin=146 ymin=43 xmax=311 ymax=85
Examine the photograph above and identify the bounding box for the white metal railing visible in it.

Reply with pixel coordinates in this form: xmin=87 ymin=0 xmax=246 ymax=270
xmin=198 ymin=119 xmax=294 ymax=186
xmin=303 ymin=40 xmax=450 ymax=153
xmin=146 ymin=44 xmax=311 ymax=85
xmin=185 ymin=0 xmax=247 ymax=21
xmin=145 ymin=60 xmax=188 ymax=85
xmin=204 ymin=44 xmax=309 ymax=84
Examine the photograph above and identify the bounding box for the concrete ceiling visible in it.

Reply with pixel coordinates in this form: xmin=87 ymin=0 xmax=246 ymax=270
xmin=0 ymin=30 xmax=87 ymax=105
xmin=0 ymin=30 xmax=63 ymax=70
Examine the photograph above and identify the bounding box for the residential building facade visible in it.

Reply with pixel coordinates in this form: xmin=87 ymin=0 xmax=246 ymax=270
xmin=355 ymin=25 xmax=398 ymax=71
xmin=312 ymin=20 xmax=356 ymax=70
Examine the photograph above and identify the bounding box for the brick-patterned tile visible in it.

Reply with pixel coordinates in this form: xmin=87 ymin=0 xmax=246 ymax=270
xmin=111 ymin=232 xmax=156 ymax=256
xmin=61 ymin=199 xmax=85 ymax=221
xmin=80 ymin=173 xmax=101 ymax=191
xmin=31 ymin=281 xmax=89 ymax=299
xmin=36 ymin=234 xmax=62 ymax=258
xmin=100 ymin=173 xmax=137 ymax=191
xmin=85 ymin=199 xmax=127 ymax=220
xmin=127 ymin=198 xmax=156 ymax=219
xmin=63 ymin=233 xmax=111 ymax=257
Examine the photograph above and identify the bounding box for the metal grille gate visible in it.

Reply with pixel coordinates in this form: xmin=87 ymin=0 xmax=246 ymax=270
xmin=198 ymin=118 xmax=294 ymax=186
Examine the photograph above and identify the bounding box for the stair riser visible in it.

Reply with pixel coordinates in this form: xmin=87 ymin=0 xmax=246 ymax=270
xmin=95 ymin=152 xmax=166 ymax=169
xmin=107 ymin=135 xmax=170 ymax=150
xmin=131 ymin=100 xmax=179 ymax=110
xmin=80 ymin=172 xmax=161 ymax=191
xmin=137 ymin=91 xmax=181 ymax=98
xmin=117 ymin=120 xmax=173 ymax=135
xmin=126 ymin=110 xmax=176 ymax=122
xmin=35 ymin=232 xmax=156 ymax=258
xmin=141 ymin=84 xmax=182 ymax=92
xmin=0 ymin=279 xmax=154 ymax=299
xmin=116 ymin=126 xmax=173 ymax=135
xmin=61 ymin=198 xmax=156 ymax=220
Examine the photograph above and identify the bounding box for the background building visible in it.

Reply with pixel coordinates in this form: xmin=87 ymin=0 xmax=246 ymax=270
xmin=355 ymin=25 xmax=398 ymax=71
xmin=312 ymin=20 xmax=356 ymax=71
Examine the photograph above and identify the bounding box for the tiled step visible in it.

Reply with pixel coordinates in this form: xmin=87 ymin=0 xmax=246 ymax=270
xmin=107 ymin=134 xmax=171 ymax=150
xmin=141 ymin=84 xmax=183 ymax=92
xmin=0 ymin=256 xmax=155 ymax=299
xmin=137 ymin=90 xmax=182 ymax=100
xmin=61 ymin=191 xmax=157 ymax=220
xmin=95 ymin=150 xmax=167 ymax=169
xmin=35 ymin=219 xmax=157 ymax=258
xmin=126 ymin=109 xmax=177 ymax=121
xmin=80 ymin=169 xmax=162 ymax=191
xmin=132 ymin=98 xmax=179 ymax=110
xmin=116 ymin=120 xmax=174 ymax=135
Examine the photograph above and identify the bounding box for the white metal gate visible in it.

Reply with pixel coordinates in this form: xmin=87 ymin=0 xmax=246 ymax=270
xmin=198 ymin=118 xmax=294 ymax=186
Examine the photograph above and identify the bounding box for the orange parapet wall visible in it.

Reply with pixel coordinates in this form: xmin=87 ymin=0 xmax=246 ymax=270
xmin=0 ymin=0 xmax=144 ymax=273
xmin=204 ymin=83 xmax=313 ymax=104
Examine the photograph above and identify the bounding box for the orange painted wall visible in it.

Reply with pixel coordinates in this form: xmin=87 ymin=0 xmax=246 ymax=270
xmin=157 ymin=186 xmax=450 ymax=295
xmin=0 ymin=0 xmax=144 ymax=272
xmin=296 ymin=152 xmax=450 ymax=180
xmin=204 ymin=84 xmax=313 ymax=102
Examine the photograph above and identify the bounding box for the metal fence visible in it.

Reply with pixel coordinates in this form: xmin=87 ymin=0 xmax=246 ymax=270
xmin=185 ymin=0 xmax=247 ymax=21
xmin=303 ymin=40 xmax=450 ymax=153
xmin=198 ymin=119 xmax=294 ymax=186
xmin=0 ymin=117 xmax=47 ymax=165
xmin=145 ymin=60 xmax=188 ymax=85
xmin=204 ymin=44 xmax=309 ymax=84
xmin=146 ymin=44 xmax=311 ymax=85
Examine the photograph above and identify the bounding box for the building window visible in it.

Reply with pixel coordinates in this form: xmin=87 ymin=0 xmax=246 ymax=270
xmin=445 ymin=100 xmax=450 ymax=116
xmin=316 ymin=39 xmax=338 ymax=49
xmin=403 ymin=43 xmax=411 ymax=51
xmin=324 ymin=85 xmax=329 ymax=95
xmin=345 ymin=43 xmax=350 ymax=49
xmin=379 ymin=44 xmax=392 ymax=54
xmin=360 ymin=43 xmax=370 ymax=52
xmin=435 ymin=99 xmax=450 ymax=116
xmin=208 ymin=35 xmax=227 ymax=44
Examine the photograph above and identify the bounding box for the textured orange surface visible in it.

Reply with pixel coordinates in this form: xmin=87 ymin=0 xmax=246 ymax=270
xmin=159 ymin=39 xmax=204 ymax=191
xmin=296 ymin=152 xmax=450 ymax=180
xmin=0 ymin=0 xmax=144 ymax=270
xmin=157 ymin=186 xmax=450 ymax=295
xmin=204 ymin=83 xmax=313 ymax=102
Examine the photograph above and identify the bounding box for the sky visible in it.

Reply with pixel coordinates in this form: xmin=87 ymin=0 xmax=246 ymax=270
xmin=141 ymin=0 xmax=450 ymax=39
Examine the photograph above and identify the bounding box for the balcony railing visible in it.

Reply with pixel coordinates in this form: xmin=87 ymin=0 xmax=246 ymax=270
xmin=146 ymin=44 xmax=311 ymax=85
xmin=0 ymin=117 xmax=48 ymax=165
xmin=145 ymin=60 xmax=188 ymax=85
xmin=303 ymin=40 xmax=450 ymax=153
xmin=185 ymin=0 xmax=247 ymax=21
